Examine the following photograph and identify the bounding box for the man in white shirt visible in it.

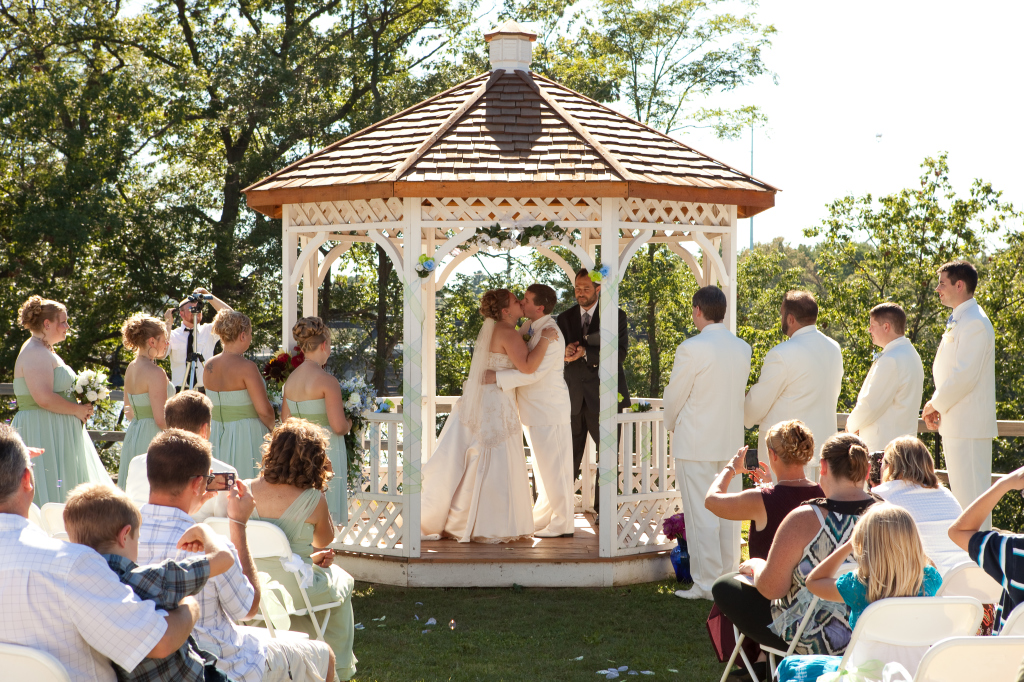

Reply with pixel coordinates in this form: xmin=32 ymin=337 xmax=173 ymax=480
xmin=166 ymin=287 xmax=231 ymax=391
xmin=125 ymin=390 xmax=237 ymax=522
xmin=744 ymin=290 xmax=844 ymax=480
xmin=489 ymin=284 xmax=575 ymax=537
xmin=0 ymin=424 xmax=198 ymax=682
xmin=923 ymin=261 xmax=997 ymax=526
xmin=138 ymin=429 xmax=335 ymax=682
xmin=846 ymin=302 xmax=925 ymax=452
xmin=662 ymin=286 xmax=751 ymax=600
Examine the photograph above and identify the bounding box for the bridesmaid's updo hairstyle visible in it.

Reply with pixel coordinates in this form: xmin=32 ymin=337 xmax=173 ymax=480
xmin=18 ymin=295 xmax=66 ymax=333
xmin=121 ymin=313 xmax=166 ymax=352
xmin=479 ymin=289 xmax=513 ymax=321
xmin=820 ymin=432 xmax=870 ymax=484
xmin=292 ymin=316 xmax=329 ymax=353
xmin=260 ymin=418 xmax=332 ymax=492
xmin=765 ymin=420 xmax=815 ymax=466
xmin=213 ymin=310 xmax=251 ymax=344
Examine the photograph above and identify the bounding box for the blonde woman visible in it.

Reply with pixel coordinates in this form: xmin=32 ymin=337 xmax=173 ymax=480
xmin=118 ymin=314 xmax=173 ymax=489
xmin=705 ymin=420 xmax=823 ymax=560
xmin=203 ymin=310 xmax=275 ymax=480
xmin=249 ymin=419 xmax=357 ymax=680
xmin=12 ymin=295 xmax=110 ymax=503
xmin=872 ymin=436 xmax=971 ymax=576
xmin=281 ymin=317 xmax=352 ymax=523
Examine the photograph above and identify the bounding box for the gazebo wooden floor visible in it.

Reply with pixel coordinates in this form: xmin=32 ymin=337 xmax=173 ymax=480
xmin=334 ymin=514 xmax=675 ymax=588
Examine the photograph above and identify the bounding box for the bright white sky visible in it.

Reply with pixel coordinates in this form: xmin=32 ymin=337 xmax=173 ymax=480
xmin=667 ymin=0 xmax=1024 ymax=249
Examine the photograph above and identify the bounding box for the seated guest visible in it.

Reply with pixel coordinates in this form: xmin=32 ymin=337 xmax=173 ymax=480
xmin=949 ymin=464 xmax=1024 ymax=634
xmin=63 ymin=482 xmax=235 ymax=682
xmin=250 ymin=419 xmax=357 ymax=679
xmin=138 ymin=429 xmax=336 ymax=682
xmin=872 ymin=436 xmax=972 ymax=576
xmin=705 ymin=420 xmax=823 ymax=560
xmin=712 ymin=434 xmax=878 ymax=658
xmin=125 ymin=390 xmax=238 ymax=521
xmin=0 ymin=424 xmax=198 ymax=682
xmin=779 ymin=504 xmax=942 ymax=681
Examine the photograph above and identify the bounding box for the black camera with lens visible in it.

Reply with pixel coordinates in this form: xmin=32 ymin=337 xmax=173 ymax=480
xmin=182 ymin=292 xmax=213 ymax=316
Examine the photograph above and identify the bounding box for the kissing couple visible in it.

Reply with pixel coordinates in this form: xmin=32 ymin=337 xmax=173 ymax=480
xmin=420 ymin=285 xmax=576 ymax=543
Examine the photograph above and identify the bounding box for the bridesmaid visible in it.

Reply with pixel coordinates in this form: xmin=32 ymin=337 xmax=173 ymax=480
xmin=203 ymin=310 xmax=275 ymax=480
xmin=118 ymin=313 xmax=173 ymax=489
xmin=12 ymin=295 xmax=111 ymax=504
xmin=281 ymin=317 xmax=352 ymax=524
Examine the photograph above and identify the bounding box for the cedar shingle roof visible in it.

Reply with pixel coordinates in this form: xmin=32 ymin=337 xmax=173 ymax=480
xmin=244 ymin=70 xmax=777 ymax=218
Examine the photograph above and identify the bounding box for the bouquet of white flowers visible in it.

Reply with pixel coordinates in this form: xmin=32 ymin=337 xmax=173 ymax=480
xmin=73 ymin=368 xmax=111 ymax=405
xmin=339 ymin=376 xmax=379 ymax=488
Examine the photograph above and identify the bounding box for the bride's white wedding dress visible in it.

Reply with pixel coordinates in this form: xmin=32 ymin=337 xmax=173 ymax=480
xmin=420 ymin=350 xmax=536 ymax=543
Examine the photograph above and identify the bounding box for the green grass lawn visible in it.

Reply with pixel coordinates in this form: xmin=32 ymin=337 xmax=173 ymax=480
xmin=348 ymin=579 xmax=724 ymax=682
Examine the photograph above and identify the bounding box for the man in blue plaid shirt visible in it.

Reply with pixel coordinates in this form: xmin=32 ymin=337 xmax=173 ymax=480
xmin=64 ymin=483 xmax=235 ymax=682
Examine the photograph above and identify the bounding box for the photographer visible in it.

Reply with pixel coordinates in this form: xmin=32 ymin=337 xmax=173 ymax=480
xmin=165 ymin=288 xmax=231 ymax=392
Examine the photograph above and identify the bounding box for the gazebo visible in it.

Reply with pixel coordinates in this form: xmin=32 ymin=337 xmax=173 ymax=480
xmin=243 ymin=21 xmax=776 ymax=586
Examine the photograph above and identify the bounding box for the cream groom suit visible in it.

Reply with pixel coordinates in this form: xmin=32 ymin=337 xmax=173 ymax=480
xmin=744 ymin=325 xmax=844 ymax=478
xmin=495 ymin=314 xmax=575 ymax=536
xmin=846 ymin=336 xmax=924 ymax=453
xmin=929 ymin=298 xmax=997 ymax=517
xmin=663 ymin=323 xmax=751 ymax=593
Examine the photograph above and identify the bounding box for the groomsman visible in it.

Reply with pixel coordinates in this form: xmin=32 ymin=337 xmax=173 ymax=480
xmin=744 ymin=291 xmax=843 ymax=480
xmin=923 ymin=261 xmax=996 ymax=526
xmin=557 ymin=268 xmax=630 ymax=518
xmin=663 ymin=286 xmax=751 ymax=600
xmin=846 ymin=303 xmax=925 ymax=452
xmin=489 ymin=285 xmax=575 ymax=537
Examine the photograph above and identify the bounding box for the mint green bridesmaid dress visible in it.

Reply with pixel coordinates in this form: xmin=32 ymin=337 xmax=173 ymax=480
xmin=13 ymin=365 xmax=112 ymax=504
xmin=118 ymin=382 xmax=174 ymax=489
xmin=252 ymin=487 xmax=357 ymax=679
xmin=286 ymin=398 xmax=348 ymax=524
xmin=209 ymin=388 xmax=270 ymax=481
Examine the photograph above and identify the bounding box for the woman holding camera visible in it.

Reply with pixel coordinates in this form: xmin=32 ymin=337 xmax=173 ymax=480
xmin=118 ymin=313 xmax=174 ymax=489
xmin=203 ymin=310 xmax=275 ymax=480
xmin=281 ymin=317 xmax=352 ymax=524
xmin=249 ymin=419 xmax=357 ymax=680
xmin=12 ymin=295 xmax=110 ymax=504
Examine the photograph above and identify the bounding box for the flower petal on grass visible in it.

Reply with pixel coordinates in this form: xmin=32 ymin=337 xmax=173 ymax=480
xmin=425 ymin=617 xmax=436 ymax=626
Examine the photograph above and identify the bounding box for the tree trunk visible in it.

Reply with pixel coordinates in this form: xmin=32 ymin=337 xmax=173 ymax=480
xmin=647 ymin=244 xmax=661 ymax=397
xmin=372 ymin=245 xmax=394 ymax=394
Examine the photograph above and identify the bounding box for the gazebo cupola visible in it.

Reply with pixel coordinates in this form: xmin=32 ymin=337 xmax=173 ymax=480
xmin=242 ymin=23 xmax=777 ymax=565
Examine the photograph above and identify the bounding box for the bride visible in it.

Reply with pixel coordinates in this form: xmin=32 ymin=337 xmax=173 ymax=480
xmin=421 ymin=288 xmax=558 ymax=543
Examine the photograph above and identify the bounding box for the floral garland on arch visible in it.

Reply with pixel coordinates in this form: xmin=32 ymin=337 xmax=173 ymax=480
xmin=466 ymin=221 xmax=577 ymax=252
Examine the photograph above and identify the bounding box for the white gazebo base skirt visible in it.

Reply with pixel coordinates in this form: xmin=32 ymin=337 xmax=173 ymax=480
xmin=334 ymin=514 xmax=675 ymax=588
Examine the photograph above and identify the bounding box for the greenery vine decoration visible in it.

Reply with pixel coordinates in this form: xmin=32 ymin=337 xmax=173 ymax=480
xmin=467 ymin=221 xmax=577 ymax=251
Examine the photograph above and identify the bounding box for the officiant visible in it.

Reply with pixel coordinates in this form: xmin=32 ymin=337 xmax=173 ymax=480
xmin=557 ymin=268 xmax=630 ymax=520
xmin=166 ymin=287 xmax=232 ymax=392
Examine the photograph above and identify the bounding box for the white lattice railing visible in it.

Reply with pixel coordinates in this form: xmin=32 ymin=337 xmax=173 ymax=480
xmin=614 ymin=404 xmax=680 ymax=557
xmin=334 ymin=396 xmax=679 ymax=559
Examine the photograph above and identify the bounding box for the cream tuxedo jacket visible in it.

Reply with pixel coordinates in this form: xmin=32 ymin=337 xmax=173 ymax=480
xmin=663 ymin=323 xmax=752 ymax=462
xmin=495 ymin=314 xmax=571 ymax=426
xmin=744 ymin=325 xmax=844 ymax=462
xmin=930 ymin=298 xmax=997 ymax=439
xmin=846 ymin=336 xmax=925 ymax=452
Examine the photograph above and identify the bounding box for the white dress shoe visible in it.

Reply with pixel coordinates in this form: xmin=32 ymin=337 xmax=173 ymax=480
xmin=674 ymin=586 xmax=710 ymax=600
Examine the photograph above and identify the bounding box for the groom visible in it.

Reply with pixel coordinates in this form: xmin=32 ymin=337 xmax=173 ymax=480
xmin=484 ymin=285 xmax=575 ymax=537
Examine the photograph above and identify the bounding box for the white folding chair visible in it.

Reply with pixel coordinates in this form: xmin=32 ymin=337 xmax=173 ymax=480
xmin=936 ymin=561 xmax=1004 ymax=603
xmin=0 ymin=643 xmax=72 ymax=682
xmin=999 ymin=603 xmax=1024 ymax=635
xmin=824 ymin=596 xmax=983 ymax=680
xmin=39 ymin=503 xmax=65 ymax=537
xmin=905 ymin=635 xmax=1024 ymax=682
xmin=205 ymin=517 xmax=341 ymax=642
xmin=28 ymin=503 xmax=46 ymax=533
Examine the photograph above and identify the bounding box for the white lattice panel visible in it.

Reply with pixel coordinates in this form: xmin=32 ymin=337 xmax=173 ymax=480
xmin=290 ymin=198 xmax=405 ymax=226
xmin=420 ymin=197 xmax=602 ymax=223
xmin=614 ymin=411 xmax=681 ymax=555
xmin=619 ymin=198 xmax=730 ymax=227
